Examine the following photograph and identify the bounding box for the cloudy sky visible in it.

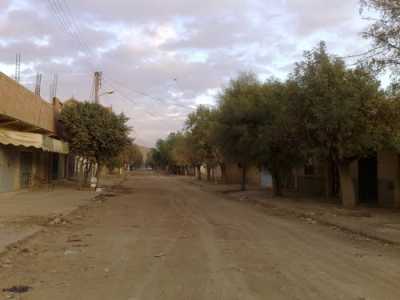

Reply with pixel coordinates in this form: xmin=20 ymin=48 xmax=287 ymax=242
xmin=0 ymin=0 xmax=373 ymax=146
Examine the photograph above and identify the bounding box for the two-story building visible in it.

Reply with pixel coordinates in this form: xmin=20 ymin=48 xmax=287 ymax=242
xmin=0 ymin=72 xmax=69 ymax=192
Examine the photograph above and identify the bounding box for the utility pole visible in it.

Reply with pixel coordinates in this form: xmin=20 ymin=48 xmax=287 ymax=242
xmin=15 ymin=53 xmax=21 ymax=82
xmin=35 ymin=73 xmax=42 ymax=97
xmin=94 ymin=71 xmax=102 ymax=104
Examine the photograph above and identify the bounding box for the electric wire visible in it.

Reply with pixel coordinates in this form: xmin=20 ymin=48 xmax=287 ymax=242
xmin=47 ymin=0 xmax=189 ymax=115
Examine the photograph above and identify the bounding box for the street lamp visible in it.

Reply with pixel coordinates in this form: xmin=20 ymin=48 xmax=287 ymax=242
xmin=99 ymin=90 xmax=114 ymax=97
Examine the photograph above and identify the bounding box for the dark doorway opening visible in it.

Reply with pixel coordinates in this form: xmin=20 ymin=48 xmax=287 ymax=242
xmin=20 ymin=152 xmax=33 ymax=188
xmin=52 ymin=154 xmax=59 ymax=180
xmin=358 ymin=156 xmax=378 ymax=205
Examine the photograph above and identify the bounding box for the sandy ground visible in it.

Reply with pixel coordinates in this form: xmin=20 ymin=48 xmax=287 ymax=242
xmin=0 ymin=173 xmax=400 ymax=300
xmin=186 ymin=179 xmax=400 ymax=245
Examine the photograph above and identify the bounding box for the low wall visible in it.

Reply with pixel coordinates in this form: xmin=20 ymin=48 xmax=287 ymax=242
xmin=0 ymin=72 xmax=55 ymax=133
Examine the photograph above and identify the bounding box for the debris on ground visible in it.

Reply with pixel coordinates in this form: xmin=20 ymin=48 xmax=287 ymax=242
xmin=2 ymin=285 xmax=32 ymax=294
xmin=64 ymin=249 xmax=79 ymax=256
xmin=103 ymin=193 xmax=117 ymax=198
xmin=302 ymin=217 xmax=317 ymax=225
xmin=154 ymin=252 xmax=166 ymax=258
xmin=48 ymin=215 xmax=70 ymax=226
xmin=67 ymin=239 xmax=82 ymax=243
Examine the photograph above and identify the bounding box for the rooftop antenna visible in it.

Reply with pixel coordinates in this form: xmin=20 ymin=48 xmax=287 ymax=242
xmin=15 ymin=53 xmax=21 ymax=82
xmin=50 ymin=74 xmax=59 ymax=99
xmin=35 ymin=73 xmax=42 ymax=96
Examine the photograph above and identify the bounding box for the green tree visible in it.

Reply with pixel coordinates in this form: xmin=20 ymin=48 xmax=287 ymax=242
xmin=185 ymin=105 xmax=220 ymax=181
xmin=150 ymin=133 xmax=182 ymax=173
xmin=60 ymin=102 xmax=131 ymax=184
xmin=361 ymin=0 xmax=400 ymax=75
xmin=216 ymin=72 xmax=262 ymax=191
xmin=291 ymin=42 xmax=400 ymax=207
xmin=117 ymin=143 xmax=143 ymax=170
xmin=256 ymin=80 xmax=305 ymax=196
xmin=170 ymin=132 xmax=195 ymax=175
xmin=150 ymin=139 xmax=170 ymax=170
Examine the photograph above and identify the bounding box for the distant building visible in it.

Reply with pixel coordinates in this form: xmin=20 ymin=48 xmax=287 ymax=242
xmin=0 ymin=72 xmax=69 ymax=192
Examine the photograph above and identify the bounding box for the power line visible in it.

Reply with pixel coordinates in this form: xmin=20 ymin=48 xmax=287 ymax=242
xmin=46 ymin=0 xmax=189 ymax=117
xmin=51 ymin=0 xmax=181 ymax=100
xmin=104 ymin=77 xmax=195 ymax=111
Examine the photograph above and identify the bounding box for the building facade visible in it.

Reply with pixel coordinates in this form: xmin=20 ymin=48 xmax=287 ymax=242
xmin=0 ymin=72 xmax=69 ymax=192
xmin=293 ymin=153 xmax=400 ymax=208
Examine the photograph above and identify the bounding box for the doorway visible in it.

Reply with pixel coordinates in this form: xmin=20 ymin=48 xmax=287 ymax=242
xmin=20 ymin=152 xmax=33 ymax=188
xmin=358 ymin=156 xmax=378 ymax=205
xmin=52 ymin=154 xmax=59 ymax=180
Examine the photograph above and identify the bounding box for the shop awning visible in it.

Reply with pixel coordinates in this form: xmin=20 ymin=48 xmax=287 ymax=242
xmin=0 ymin=128 xmax=69 ymax=154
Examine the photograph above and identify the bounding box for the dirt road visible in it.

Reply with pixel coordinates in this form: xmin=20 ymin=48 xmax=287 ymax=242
xmin=1 ymin=173 xmax=400 ymax=300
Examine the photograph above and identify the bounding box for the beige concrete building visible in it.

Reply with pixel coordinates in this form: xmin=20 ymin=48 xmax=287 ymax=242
xmin=293 ymin=153 xmax=400 ymax=208
xmin=0 ymin=72 xmax=69 ymax=192
xmin=198 ymin=163 xmax=263 ymax=188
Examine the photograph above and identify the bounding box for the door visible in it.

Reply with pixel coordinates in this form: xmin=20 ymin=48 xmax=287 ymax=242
xmin=52 ymin=154 xmax=59 ymax=180
xmin=358 ymin=156 xmax=378 ymax=205
xmin=261 ymin=167 xmax=273 ymax=189
xmin=20 ymin=152 xmax=33 ymax=188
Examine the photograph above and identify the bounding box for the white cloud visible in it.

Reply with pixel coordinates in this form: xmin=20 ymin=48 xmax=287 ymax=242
xmin=0 ymin=0 xmax=373 ymax=147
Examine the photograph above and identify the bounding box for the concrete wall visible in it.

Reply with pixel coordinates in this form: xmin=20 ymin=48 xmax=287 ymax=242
xmin=0 ymin=145 xmax=20 ymax=192
xmin=198 ymin=165 xmax=223 ymax=182
xmin=0 ymin=72 xmax=55 ymax=133
xmin=224 ymin=164 xmax=260 ymax=186
xmin=334 ymin=153 xmax=400 ymax=208
xmin=377 ymin=152 xmax=400 ymax=208
xmin=294 ymin=164 xmax=327 ymax=197
xmin=0 ymin=144 xmax=68 ymax=193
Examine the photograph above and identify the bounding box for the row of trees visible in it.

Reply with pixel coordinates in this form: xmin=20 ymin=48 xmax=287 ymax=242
xmin=60 ymin=102 xmax=142 ymax=184
xmin=149 ymin=42 xmax=400 ymax=206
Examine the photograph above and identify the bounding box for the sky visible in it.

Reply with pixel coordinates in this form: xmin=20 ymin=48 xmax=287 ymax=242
xmin=0 ymin=0 xmax=373 ymax=147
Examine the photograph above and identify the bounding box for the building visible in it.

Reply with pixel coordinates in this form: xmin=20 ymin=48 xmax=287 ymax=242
xmin=0 ymin=72 xmax=69 ymax=192
xmin=198 ymin=163 xmax=272 ymax=189
xmin=293 ymin=153 xmax=400 ymax=208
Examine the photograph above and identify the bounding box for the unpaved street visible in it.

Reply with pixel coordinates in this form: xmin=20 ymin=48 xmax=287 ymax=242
xmin=1 ymin=173 xmax=400 ymax=300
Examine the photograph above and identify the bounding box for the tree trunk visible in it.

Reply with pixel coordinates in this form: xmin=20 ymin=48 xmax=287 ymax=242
xmin=338 ymin=163 xmax=357 ymax=208
xmin=206 ymin=166 xmax=211 ymax=181
xmin=196 ymin=165 xmax=202 ymax=180
xmin=241 ymin=165 xmax=247 ymax=191
xmin=272 ymin=172 xmax=283 ymax=197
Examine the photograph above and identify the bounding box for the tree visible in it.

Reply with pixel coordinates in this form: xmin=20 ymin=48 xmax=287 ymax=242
xmin=216 ymin=72 xmax=262 ymax=191
xmin=291 ymin=42 xmax=400 ymax=207
xmin=361 ymin=0 xmax=400 ymax=76
xmin=149 ymin=133 xmax=185 ymax=173
xmin=60 ymin=102 xmax=131 ymax=184
xmin=149 ymin=139 xmax=170 ymax=171
xmin=115 ymin=143 xmax=143 ymax=171
xmin=256 ymin=80 xmax=305 ymax=196
xmin=185 ymin=105 xmax=220 ymax=181
xmin=128 ymin=144 xmax=144 ymax=169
